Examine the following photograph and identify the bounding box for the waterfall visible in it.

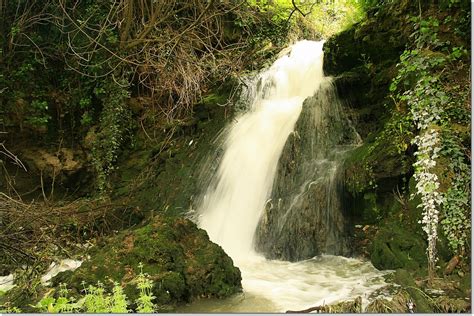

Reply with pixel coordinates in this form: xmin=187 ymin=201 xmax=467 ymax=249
xmin=254 ymin=78 xmax=362 ymax=261
xmin=194 ymin=40 xmax=389 ymax=312
xmin=197 ymin=40 xmax=327 ymax=260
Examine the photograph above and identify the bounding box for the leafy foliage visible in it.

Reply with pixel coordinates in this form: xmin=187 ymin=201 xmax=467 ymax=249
xmin=91 ymin=78 xmax=131 ymax=193
xmin=135 ymin=262 xmax=156 ymax=313
xmin=3 ymin=263 xmax=156 ymax=313
xmin=439 ymin=132 xmax=470 ymax=254
xmin=388 ymin=6 xmax=471 ymax=277
xmin=0 ymin=0 xmax=365 ymax=193
xmin=0 ymin=0 xmax=294 ymax=191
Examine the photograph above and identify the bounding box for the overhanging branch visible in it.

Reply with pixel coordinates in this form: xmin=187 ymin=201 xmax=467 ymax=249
xmin=287 ymin=0 xmax=318 ymax=23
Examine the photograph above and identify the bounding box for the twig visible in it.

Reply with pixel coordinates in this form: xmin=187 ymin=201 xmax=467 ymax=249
xmin=0 ymin=143 xmax=27 ymax=171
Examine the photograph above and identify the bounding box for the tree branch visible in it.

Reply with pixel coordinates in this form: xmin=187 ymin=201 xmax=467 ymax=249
xmin=287 ymin=0 xmax=318 ymax=24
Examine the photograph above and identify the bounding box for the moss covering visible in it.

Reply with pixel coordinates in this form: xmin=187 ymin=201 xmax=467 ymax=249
xmin=52 ymin=215 xmax=242 ymax=310
xmin=110 ymin=87 xmax=232 ymax=219
xmin=391 ymin=269 xmax=432 ymax=313
xmin=370 ymin=222 xmax=427 ymax=270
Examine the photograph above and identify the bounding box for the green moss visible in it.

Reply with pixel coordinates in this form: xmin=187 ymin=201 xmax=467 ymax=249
xmin=109 ymin=88 xmax=232 ymax=219
xmin=370 ymin=222 xmax=427 ymax=270
xmin=366 ymin=175 xmax=452 ymax=272
xmin=160 ymin=272 xmax=185 ymax=302
xmin=343 ymin=144 xmax=373 ymax=194
xmin=360 ymin=192 xmax=381 ymax=223
xmin=52 ymin=215 xmax=242 ymax=309
xmin=366 ymin=180 xmax=425 ymax=270
xmin=392 ymin=269 xmax=432 ymax=313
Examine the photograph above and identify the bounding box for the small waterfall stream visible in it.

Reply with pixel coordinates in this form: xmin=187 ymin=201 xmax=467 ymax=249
xmin=190 ymin=40 xmax=388 ymax=312
xmin=255 ymin=77 xmax=362 ymax=261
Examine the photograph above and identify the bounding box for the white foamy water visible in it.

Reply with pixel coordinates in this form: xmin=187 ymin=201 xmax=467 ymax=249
xmin=238 ymin=255 xmax=389 ymax=312
xmin=41 ymin=259 xmax=83 ymax=285
xmin=0 ymin=274 xmax=15 ymax=292
xmin=198 ymin=40 xmax=325 ymax=259
xmin=178 ymin=255 xmax=390 ymax=313
xmin=0 ymin=259 xmax=82 ymax=293
xmin=194 ymin=40 xmax=389 ymax=312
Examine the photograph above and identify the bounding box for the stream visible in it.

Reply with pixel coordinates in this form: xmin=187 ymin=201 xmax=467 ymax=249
xmin=186 ymin=40 xmax=391 ymax=312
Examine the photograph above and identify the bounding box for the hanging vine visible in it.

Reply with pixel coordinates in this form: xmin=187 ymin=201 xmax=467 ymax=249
xmin=389 ymin=14 xmax=470 ymax=280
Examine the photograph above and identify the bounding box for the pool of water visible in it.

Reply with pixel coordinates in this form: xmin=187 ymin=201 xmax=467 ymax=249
xmin=177 ymin=254 xmax=390 ymax=313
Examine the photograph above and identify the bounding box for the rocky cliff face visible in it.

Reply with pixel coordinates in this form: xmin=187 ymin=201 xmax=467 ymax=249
xmin=316 ymin=3 xmax=471 ymax=312
xmin=254 ymin=80 xmax=360 ymax=261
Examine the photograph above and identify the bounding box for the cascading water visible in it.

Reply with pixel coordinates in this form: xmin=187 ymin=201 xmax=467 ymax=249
xmin=198 ymin=41 xmax=324 ymax=259
xmin=192 ymin=40 xmax=389 ymax=312
xmin=255 ymin=77 xmax=362 ymax=261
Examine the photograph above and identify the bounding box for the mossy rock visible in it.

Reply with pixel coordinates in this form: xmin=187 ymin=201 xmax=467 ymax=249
xmin=111 ymin=88 xmax=231 ymax=219
xmin=323 ymin=17 xmax=405 ymax=77
xmin=52 ymin=215 xmax=241 ymax=309
xmin=366 ymin=176 xmax=452 ymax=271
xmin=343 ymin=141 xmax=411 ymax=196
xmin=370 ymin=222 xmax=427 ymax=270
xmin=323 ymin=0 xmax=422 ymax=77
xmin=391 ymin=269 xmax=432 ymax=313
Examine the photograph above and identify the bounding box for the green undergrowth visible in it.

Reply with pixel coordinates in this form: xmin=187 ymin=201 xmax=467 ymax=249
xmin=1 ymin=264 xmax=163 ymax=313
xmin=1 ymin=215 xmax=242 ymax=312
xmin=326 ymin=2 xmax=470 ymax=309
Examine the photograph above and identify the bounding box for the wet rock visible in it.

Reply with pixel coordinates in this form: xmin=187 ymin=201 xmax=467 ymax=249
xmin=322 ymin=1 xmax=413 ymax=141
xmin=255 ymin=81 xmax=359 ymax=261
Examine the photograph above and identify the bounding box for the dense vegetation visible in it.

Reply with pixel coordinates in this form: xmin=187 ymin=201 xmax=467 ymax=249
xmin=0 ymin=0 xmax=361 ymax=270
xmin=324 ymin=0 xmax=470 ymax=311
xmin=0 ymin=0 xmax=471 ymax=313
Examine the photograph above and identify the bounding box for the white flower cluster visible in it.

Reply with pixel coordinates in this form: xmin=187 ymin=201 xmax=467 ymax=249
xmin=412 ymin=129 xmax=443 ymax=268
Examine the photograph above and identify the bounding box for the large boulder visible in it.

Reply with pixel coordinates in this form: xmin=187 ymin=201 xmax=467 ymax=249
xmin=53 ymin=215 xmax=241 ymax=310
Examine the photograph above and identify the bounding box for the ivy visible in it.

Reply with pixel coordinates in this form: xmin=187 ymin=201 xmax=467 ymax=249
xmin=441 ymin=174 xmax=470 ymax=253
xmin=389 ymin=13 xmax=471 ymax=278
xmin=411 ymin=130 xmax=443 ymax=274
xmin=91 ymin=77 xmax=131 ymax=194
xmin=439 ymin=131 xmax=471 ymax=255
